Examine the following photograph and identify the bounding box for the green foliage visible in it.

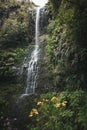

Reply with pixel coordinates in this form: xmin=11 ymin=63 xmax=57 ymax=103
xmin=0 ymin=0 xmax=35 ymax=48
xmin=0 ymin=48 xmax=25 ymax=77
xmin=14 ymin=48 xmax=25 ymax=64
xmin=0 ymin=0 xmax=35 ymax=78
xmin=0 ymin=97 xmax=9 ymax=116
xmin=0 ymin=19 xmax=29 ymax=48
xmin=47 ymin=0 xmax=87 ymax=90
xmin=29 ymin=90 xmax=87 ymax=130
xmin=17 ymin=11 xmax=25 ymax=22
xmin=49 ymin=0 xmax=61 ymax=16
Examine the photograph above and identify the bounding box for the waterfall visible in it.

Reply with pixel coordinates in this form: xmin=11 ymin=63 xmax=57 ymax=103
xmin=21 ymin=7 xmax=41 ymax=97
xmin=36 ymin=7 xmax=40 ymax=45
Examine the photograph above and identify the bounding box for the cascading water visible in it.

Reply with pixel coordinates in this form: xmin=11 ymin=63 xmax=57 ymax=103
xmin=21 ymin=7 xmax=41 ymax=97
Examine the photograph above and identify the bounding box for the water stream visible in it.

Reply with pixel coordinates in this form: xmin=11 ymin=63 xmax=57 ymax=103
xmin=21 ymin=7 xmax=41 ymax=97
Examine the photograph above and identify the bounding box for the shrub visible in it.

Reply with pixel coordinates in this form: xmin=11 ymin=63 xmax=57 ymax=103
xmin=29 ymin=90 xmax=87 ymax=130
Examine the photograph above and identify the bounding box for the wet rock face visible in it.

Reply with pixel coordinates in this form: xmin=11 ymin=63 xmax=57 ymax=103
xmin=39 ymin=6 xmax=50 ymax=34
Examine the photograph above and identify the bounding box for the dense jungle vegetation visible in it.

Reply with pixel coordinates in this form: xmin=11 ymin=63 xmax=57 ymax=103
xmin=0 ymin=0 xmax=87 ymax=130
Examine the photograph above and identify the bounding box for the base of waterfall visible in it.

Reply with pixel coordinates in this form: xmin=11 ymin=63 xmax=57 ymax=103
xmin=17 ymin=93 xmax=36 ymax=106
xmin=20 ymin=93 xmax=35 ymax=99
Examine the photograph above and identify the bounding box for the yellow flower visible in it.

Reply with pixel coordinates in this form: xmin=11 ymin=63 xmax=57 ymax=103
xmin=34 ymin=111 xmax=39 ymax=115
xmin=63 ymin=101 xmax=67 ymax=104
xmin=45 ymin=99 xmax=49 ymax=102
xmin=55 ymin=103 xmax=61 ymax=108
xmin=32 ymin=108 xmax=39 ymax=115
xmin=29 ymin=114 xmax=33 ymax=117
xmin=61 ymin=102 xmax=66 ymax=107
xmin=42 ymin=99 xmax=45 ymax=101
xmin=51 ymin=96 xmax=58 ymax=102
xmin=29 ymin=108 xmax=39 ymax=117
xmin=29 ymin=111 xmax=33 ymax=117
xmin=37 ymin=101 xmax=43 ymax=106
xmin=61 ymin=101 xmax=67 ymax=107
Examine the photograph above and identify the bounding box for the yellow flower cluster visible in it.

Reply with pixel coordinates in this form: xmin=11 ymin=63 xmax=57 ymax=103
xmin=37 ymin=101 xmax=43 ymax=106
xmin=29 ymin=108 xmax=39 ymax=117
xmin=37 ymin=99 xmax=49 ymax=106
xmin=55 ymin=101 xmax=67 ymax=108
xmin=29 ymin=98 xmax=67 ymax=118
xmin=51 ymin=96 xmax=58 ymax=102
